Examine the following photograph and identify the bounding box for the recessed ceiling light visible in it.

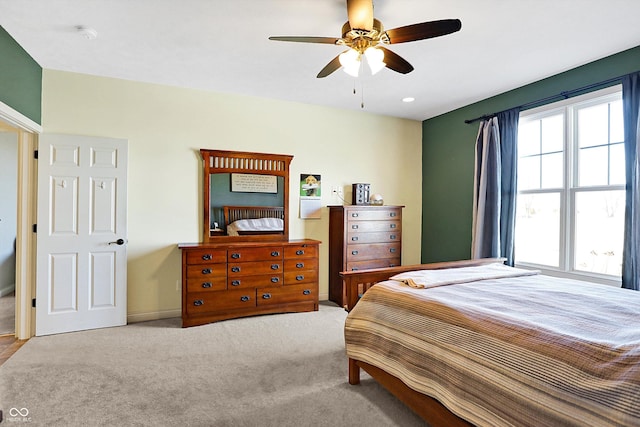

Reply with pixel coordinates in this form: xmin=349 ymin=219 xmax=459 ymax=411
xmin=76 ymin=26 xmax=98 ymax=40
xmin=402 ymin=97 xmax=415 ymax=103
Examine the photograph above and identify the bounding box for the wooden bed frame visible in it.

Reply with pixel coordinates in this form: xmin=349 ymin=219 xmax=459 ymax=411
xmin=223 ymin=205 xmax=284 ymax=235
xmin=341 ymin=257 xmax=506 ymax=427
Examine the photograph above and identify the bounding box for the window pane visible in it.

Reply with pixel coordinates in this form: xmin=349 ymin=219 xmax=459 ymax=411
xmin=518 ymin=120 xmax=540 ymax=157
xmin=574 ymin=190 xmax=624 ymax=276
xmin=518 ymin=156 xmax=540 ymax=190
xmin=540 ymin=152 xmax=563 ymax=188
xmin=515 ymin=193 xmax=560 ymax=267
xmin=609 ymin=100 xmax=624 ymax=143
xmin=578 ymin=103 xmax=608 ymax=148
xmin=610 ymin=143 xmax=625 ymax=185
xmin=579 ymin=146 xmax=608 ymax=186
xmin=541 ymin=114 xmax=563 ymax=153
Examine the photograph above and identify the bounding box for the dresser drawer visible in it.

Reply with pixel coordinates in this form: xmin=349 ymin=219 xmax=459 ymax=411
xmin=228 ymin=261 xmax=283 ymax=276
xmin=283 ymin=244 xmax=318 ymax=259
xmin=284 ymin=269 xmax=318 ymax=285
xmin=185 ymin=289 xmax=255 ymax=314
xmin=346 ymin=243 xmax=401 ymax=261
xmin=257 ymin=284 xmax=317 ymax=306
xmin=345 ymin=208 xmax=401 ymax=221
xmin=227 ymin=246 xmax=283 ymax=262
xmin=347 ymin=231 xmax=401 ymax=244
xmin=228 ymin=274 xmax=283 ymax=289
xmin=284 ymin=258 xmax=318 ymax=271
xmin=346 ymin=258 xmax=401 ymax=272
xmin=186 ymin=277 xmax=227 ymax=292
xmin=347 ymin=220 xmax=401 ymax=233
xmin=185 ymin=249 xmax=227 ymax=265
xmin=186 ymin=263 xmax=227 ymax=279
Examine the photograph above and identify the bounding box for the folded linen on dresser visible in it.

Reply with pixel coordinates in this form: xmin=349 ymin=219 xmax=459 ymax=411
xmin=390 ymin=262 xmax=539 ymax=289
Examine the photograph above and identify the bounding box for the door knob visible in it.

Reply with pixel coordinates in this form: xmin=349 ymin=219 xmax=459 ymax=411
xmin=108 ymin=238 xmax=126 ymax=246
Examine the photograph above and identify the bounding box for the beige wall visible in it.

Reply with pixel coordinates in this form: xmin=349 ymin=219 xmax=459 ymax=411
xmin=41 ymin=70 xmax=422 ymax=321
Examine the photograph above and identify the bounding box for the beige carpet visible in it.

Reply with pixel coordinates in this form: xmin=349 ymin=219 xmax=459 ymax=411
xmin=0 ymin=303 xmax=427 ymax=426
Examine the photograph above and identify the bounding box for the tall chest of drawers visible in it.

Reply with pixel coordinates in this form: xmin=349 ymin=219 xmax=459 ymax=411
xmin=179 ymin=239 xmax=320 ymax=327
xmin=328 ymin=205 xmax=403 ymax=307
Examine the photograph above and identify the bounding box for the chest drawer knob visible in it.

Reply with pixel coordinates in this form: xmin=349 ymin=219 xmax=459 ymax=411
xmin=390 ymin=234 xmax=397 ymax=240
xmin=201 ymin=268 xmax=212 ymax=275
xmin=231 ymin=253 xmax=240 ymax=259
xmin=303 ymin=289 xmax=311 ymax=295
xmin=296 ymin=249 xmax=304 ymax=255
xmin=271 ymin=264 xmax=280 ymax=270
xmin=202 ymin=282 xmax=212 ymax=288
xmin=231 ymin=280 xmax=240 ymax=286
xmin=390 ymin=248 xmax=396 ymax=253
xmin=271 ymin=251 xmax=280 ymax=257
xmin=351 ymin=213 xmax=359 ymax=217
xmin=231 ymin=266 xmax=240 ymax=273
xmin=202 ymin=254 xmax=212 ymax=261
xmin=351 ymin=236 xmax=358 ymax=241
xmin=351 ymin=267 xmax=359 ymax=271
xmin=240 ymin=295 xmax=251 ymax=302
xmin=352 ymin=225 xmax=359 ymax=229
xmin=296 ymin=275 xmax=304 ymax=281
xmin=389 ymin=263 xmax=396 ymax=267
xmin=271 ymin=277 xmax=280 ymax=283
xmin=193 ymin=299 xmax=204 ymax=306
xmin=352 ymin=250 xmax=359 ymax=255
xmin=390 ymin=212 xmax=396 ymax=217
xmin=262 ymin=293 xmax=272 ymax=300
xmin=390 ymin=224 xmax=396 ymax=229
xmin=296 ymin=262 xmax=304 ymax=268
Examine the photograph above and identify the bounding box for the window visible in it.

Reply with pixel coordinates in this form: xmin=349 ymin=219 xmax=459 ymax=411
xmin=515 ymin=86 xmax=624 ymax=282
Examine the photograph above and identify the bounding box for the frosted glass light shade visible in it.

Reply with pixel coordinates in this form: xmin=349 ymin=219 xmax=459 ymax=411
xmin=339 ymin=49 xmax=361 ymax=77
xmin=364 ymin=47 xmax=385 ymax=75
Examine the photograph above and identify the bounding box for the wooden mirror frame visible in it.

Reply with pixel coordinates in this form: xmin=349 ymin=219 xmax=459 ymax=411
xmin=201 ymin=149 xmax=293 ymax=242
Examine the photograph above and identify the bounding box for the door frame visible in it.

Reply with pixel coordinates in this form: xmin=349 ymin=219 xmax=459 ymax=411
xmin=0 ymin=101 xmax=41 ymax=339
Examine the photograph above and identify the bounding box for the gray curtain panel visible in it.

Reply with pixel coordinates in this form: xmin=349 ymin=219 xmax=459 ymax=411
xmin=622 ymin=72 xmax=640 ymax=290
xmin=472 ymin=109 xmax=520 ymax=265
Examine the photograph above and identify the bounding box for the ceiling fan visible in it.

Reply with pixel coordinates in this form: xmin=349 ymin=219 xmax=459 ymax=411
xmin=269 ymin=0 xmax=462 ymax=78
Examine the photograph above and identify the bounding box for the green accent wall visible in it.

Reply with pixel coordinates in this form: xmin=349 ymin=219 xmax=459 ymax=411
xmin=421 ymin=45 xmax=640 ymax=263
xmin=0 ymin=26 xmax=42 ymax=124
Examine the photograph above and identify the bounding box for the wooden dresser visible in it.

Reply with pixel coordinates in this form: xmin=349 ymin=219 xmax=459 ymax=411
xmin=178 ymin=239 xmax=320 ymax=327
xmin=328 ymin=205 xmax=403 ymax=307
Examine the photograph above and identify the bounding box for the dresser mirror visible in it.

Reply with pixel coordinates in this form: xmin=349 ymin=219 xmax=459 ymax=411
xmin=201 ymin=149 xmax=293 ymax=242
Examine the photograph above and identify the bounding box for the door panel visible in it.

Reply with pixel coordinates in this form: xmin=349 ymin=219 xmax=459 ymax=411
xmin=36 ymin=134 xmax=127 ymax=336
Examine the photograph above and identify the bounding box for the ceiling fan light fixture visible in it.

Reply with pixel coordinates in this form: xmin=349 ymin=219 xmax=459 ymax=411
xmin=339 ymin=49 xmax=361 ymax=77
xmin=364 ymin=46 xmax=385 ymax=75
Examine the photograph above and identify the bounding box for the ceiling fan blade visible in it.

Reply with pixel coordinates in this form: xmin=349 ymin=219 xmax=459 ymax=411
xmin=268 ymin=36 xmax=339 ymax=44
xmin=386 ymin=19 xmax=462 ymax=44
xmin=317 ymin=54 xmax=343 ymax=78
xmin=378 ymin=46 xmax=414 ymax=74
xmin=347 ymin=0 xmax=373 ymax=30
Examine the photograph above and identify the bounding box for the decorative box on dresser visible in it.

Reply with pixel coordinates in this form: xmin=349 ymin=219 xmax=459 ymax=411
xmin=179 ymin=239 xmax=320 ymax=327
xmin=328 ymin=205 xmax=403 ymax=308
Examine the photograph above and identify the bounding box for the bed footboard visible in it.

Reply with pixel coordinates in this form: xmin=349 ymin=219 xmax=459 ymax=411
xmin=340 ymin=258 xmax=505 ymax=311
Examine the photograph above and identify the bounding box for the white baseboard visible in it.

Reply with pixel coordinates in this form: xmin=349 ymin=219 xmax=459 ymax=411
xmin=127 ymin=308 xmax=181 ymax=324
xmin=0 ymin=283 xmax=15 ymax=298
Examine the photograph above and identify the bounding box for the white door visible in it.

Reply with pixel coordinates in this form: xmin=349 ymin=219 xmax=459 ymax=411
xmin=36 ymin=134 xmax=128 ymax=336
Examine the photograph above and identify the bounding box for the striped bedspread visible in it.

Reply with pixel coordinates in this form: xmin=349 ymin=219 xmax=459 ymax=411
xmin=226 ymin=218 xmax=283 ymax=236
xmin=344 ymin=269 xmax=640 ymax=427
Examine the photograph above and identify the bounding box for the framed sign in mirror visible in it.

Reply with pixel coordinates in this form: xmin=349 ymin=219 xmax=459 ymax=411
xmin=200 ymin=149 xmax=293 ymax=242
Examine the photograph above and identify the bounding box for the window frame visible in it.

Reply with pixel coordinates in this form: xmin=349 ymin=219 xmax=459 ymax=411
xmin=515 ymin=85 xmax=623 ymax=287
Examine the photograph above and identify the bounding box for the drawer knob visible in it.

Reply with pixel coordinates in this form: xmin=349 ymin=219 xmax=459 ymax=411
xmin=390 ymin=248 xmax=397 ymax=253
xmin=352 ymin=250 xmax=358 ymax=255
xmin=271 ymin=264 xmax=280 ymax=270
xmin=271 ymin=277 xmax=280 ymax=283
xmin=193 ymin=299 xmax=204 ymax=306
xmin=351 ymin=236 xmax=358 ymax=241
xmin=296 ymin=262 xmax=304 ymax=268
xmin=271 ymin=251 xmax=280 ymax=257
xmin=296 ymin=250 xmax=304 ymax=255
xmin=201 ymin=268 xmax=212 ymax=274
xmin=231 ymin=280 xmax=240 ymax=286
xmin=202 ymin=254 xmax=212 ymax=261
xmin=262 ymin=293 xmax=272 ymax=300
xmin=389 ymin=263 xmax=396 ymax=267
xmin=390 ymin=212 xmax=396 ymax=217
xmin=390 ymin=234 xmax=396 ymax=240
xmin=303 ymin=289 xmax=311 ymax=295
xmin=296 ymin=275 xmax=304 ymax=281
xmin=352 ymin=267 xmax=359 ymax=271
xmin=202 ymin=282 xmax=212 ymax=288
xmin=240 ymin=295 xmax=250 ymax=302
xmin=352 ymin=225 xmax=359 ymax=229
xmin=231 ymin=253 xmax=240 ymax=259
xmin=231 ymin=266 xmax=240 ymax=273
xmin=351 ymin=213 xmax=359 ymax=217
xmin=390 ymin=224 xmax=396 ymax=229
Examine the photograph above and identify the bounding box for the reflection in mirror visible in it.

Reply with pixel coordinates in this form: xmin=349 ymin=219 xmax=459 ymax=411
xmin=201 ymin=149 xmax=293 ymax=242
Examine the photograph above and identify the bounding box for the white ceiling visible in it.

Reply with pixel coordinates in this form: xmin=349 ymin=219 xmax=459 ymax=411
xmin=1 ymin=0 xmax=639 ymax=121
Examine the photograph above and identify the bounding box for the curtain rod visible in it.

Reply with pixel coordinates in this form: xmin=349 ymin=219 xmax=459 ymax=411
xmin=464 ymin=74 xmax=625 ymax=124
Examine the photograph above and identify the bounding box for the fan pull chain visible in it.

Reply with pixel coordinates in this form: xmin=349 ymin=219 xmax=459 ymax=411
xmin=361 ymin=82 xmax=365 ymax=109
